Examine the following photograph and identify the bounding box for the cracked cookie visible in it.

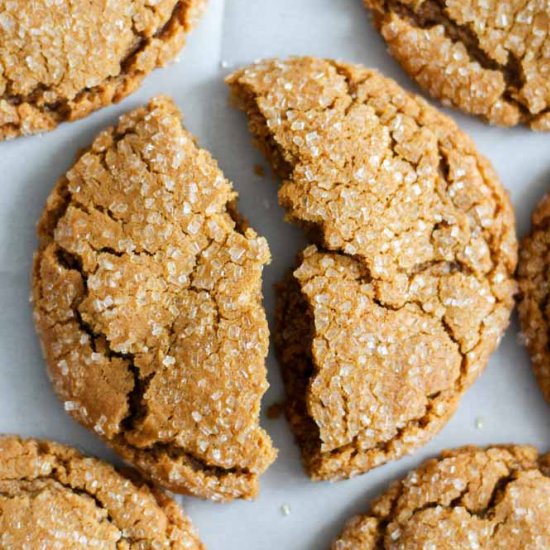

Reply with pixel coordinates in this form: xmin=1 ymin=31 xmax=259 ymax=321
xmin=32 ymin=96 xmax=276 ymax=501
xmin=227 ymin=57 xmax=517 ymax=480
xmin=0 ymin=435 xmax=203 ymax=549
xmin=518 ymin=192 xmax=550 ymax=404
xmin=332 ymin=445 xmax=550 ymax=549
xmin=0 ymin=0 xmax=206 ymax=140
xmin=363 ymin=0 xmax=550 ymax=130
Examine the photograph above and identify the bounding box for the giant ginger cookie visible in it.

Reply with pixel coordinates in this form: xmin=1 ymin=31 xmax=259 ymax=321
xmin=32 ymin=96 xmax=276 ymax=501
xmin=333 ymin=445 xmax=550 ymax=549
xmin=0 ymin=0 xmax=206 ymax=140
xmin=518 ymin=191 xmax=550 ymax=404
xmin=227 ymin=57 xmax=517 ymax=480
xmin=0 ymin=436 xmax=203 ymax=549
xmin=363 ymin=0 xmax=550 ymax=130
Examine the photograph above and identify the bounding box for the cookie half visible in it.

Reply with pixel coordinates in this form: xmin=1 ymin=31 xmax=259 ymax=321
xmin=333 ymin=445 xmax=550 ymax=549
xmin=32 ymin=96 xmax=276 ymax=501
xmin=518 ymin=192 xmax=550 ymax=403
xmin=0 ymin=435 xmax=203 ymax=548
xmin=227 ymin=57 xmax=517 ymax=480
xmin=0 ymin=0 xmax=206 ymax=140
xmin=363 ymin=0 xmax=550 ymax=130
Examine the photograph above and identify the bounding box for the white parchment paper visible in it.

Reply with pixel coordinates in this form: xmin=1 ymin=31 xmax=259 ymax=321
xmin=0 ymin=1 xmax=549 ymax=548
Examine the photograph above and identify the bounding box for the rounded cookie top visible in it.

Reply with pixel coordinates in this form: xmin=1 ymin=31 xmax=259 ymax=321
xmin=0 ymin=436 xmax=203 ymax=549
xmin=518 ymin=192 xmax=550 ymax=403
xmin=363 ymin=0 xmax=550 ymax=130
xmin=32 ymin=96 xmax=275 ymax=501
xmin=0 ymin=0 xmax=206 ymax=139
xmin=227 ymin=57 xmax=517 ymax=480
xmin=333 ymin=445 xmax=550 ymax=549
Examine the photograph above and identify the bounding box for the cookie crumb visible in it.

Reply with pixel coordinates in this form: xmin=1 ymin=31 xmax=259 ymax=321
xmin=267 ymin=402 xmax=284 ymax=419
xmin=254 ymin=164 xmax=265 ymax=177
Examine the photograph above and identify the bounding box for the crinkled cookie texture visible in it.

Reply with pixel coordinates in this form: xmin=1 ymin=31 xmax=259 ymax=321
xmin=333 ymin=446 xmax=550 ymax=550
xmin=518 ymin=192 xmax=550 ymax=404
xmin=363 ymin=0 xmax=550 ymax=130
xmin=227 ymin=57 xmax=517 ymax=480
xmin=0 ymin=436 xmax=203 ymax=549
xmin=0 ymin=0 xmax=206 ymax=140
xmin=32 ymin=96 xmax=276 ymax=501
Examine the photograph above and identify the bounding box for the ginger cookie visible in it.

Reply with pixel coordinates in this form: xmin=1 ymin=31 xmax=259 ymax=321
xmin=333 ymin=445 xmax=550 ymax=549
xmin=227 ymin=57 xmax=517 ymax=480
xmin=32 ymin=96 xmax=276 ymax=501
xmin=0 ymin=435 xmax=203 ymax=549
xmin=0 ymin=0 xmax=206 ymax=140
xmin=363 ymin=0 xmax=550 ymax=130
xmin=518 ymin=192 xmax=550 ymax=404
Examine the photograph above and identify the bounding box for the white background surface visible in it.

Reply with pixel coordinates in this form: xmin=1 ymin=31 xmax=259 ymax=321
xmin=1 ymin=1 xmax=549 ymax=549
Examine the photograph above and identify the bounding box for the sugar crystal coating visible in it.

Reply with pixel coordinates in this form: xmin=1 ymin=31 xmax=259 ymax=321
xmin=363 ymin=0 xmax=550 ymax=130
xmin=0 ymin=0 xmax=206 ymax=139
xmin=333 ymin=445 xmax=550 ymax=549
xmin=227 ymin=57 xmax=517 ymax=480
xmin=0 ymin=436 xmax=203 ymax=549
xmin=32 ymin=96 xmax=276 ymax=501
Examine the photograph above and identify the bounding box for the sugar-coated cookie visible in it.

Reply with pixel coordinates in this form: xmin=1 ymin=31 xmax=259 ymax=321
xmin=227 ymin=57 xmax=517 ymax=480
xmin=518 ymin=191 xmax=550 ymax=404
xmin=364 ymin=0 xmax=550 ymax=130
xmin=0 ymin=435 xmax=203 ymax=549
xmin=32 ymin=96 xmax=276 ymax=501
xmin=0 ymin=0 xmax=206 ymax=139
xmin=333 ymin=445 xmax=550 ymax=549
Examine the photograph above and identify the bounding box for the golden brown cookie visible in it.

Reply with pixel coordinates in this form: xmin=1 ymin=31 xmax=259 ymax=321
xmin=363 ymin=0 xmax=550 ymax=130
xmin=0 ymin=0 xmax=206 ymax=140
xmin=332 ymin=445 xmax=550 ymax=549
xmin=0 ymin=435 xmax=203 ymax=549
xmin=518 ymin=192 xmax=550 ymax=404
xmin=32 ymin=96 xmax=276 ymax=501
xmin=227 ymin=57 xmax=517 ymax=481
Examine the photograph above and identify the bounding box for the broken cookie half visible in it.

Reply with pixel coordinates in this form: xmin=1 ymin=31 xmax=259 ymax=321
xmin=32 ymin=96 xmax=276 ymax=501
xmin=332 ymin=445 xmax=550 ymax=549
xmin=227 ymin=57 xmax=517 ymax=480
xmin=0 ymin=0 xmax=206 ymax=140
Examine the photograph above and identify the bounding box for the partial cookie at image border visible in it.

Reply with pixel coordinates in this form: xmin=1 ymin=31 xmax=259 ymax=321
xmin=0 ymin=435 xmax=204 ymax=548
xmin=332 ymin=445 xmax=550 ymax=549
xmin=0 ymin=0 xmax=206 ymax=140
xmin=363 ymin=0 xmax=550 ymax=130
xmin=518 ymin=191 xmax=550 ymax=404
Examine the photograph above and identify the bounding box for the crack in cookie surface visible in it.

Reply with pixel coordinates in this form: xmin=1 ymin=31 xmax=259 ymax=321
xmin=363 ymin=0 xmax=550 ymax=130
xmin=32 ymin=96 xmax=276 ymax=501
xmin=227 ymin=57 xmax=517 ymax=480
xmin=0 ymin=436 xmax=203 ymax=548
xmin=0 ymin=0 xmax=206 ymax=139
xmin=518 ymin=191 xmax=550 ymax=404
xmin=332 ymin=445 xmax=550 ymax=549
